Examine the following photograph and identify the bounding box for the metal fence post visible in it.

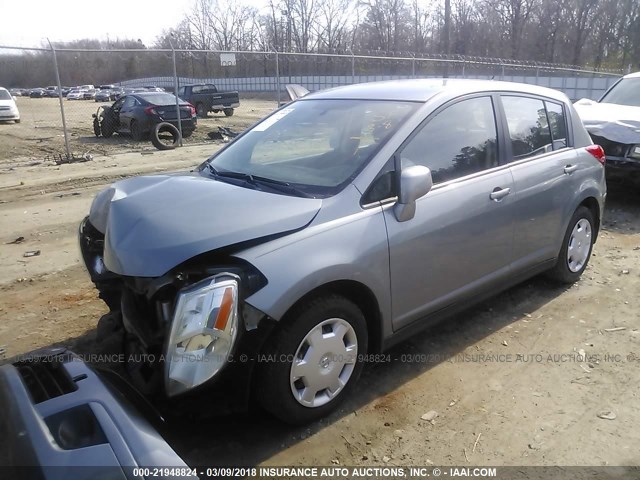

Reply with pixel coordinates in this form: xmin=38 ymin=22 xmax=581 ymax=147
xmin=169 ymin=40 xmax=183 ymax=146
xmin=47 ymin=39 xmax=71 ymax=160
xmin=275 ymin=50 xmax=281 ymax=106
xmin=412 ymin=54 xmax=416 ymax=78
xmin=348 ymin=48 xmax=355 ymax=84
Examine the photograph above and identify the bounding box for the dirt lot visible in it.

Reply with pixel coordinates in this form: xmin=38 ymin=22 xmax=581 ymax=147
xmin=0 ymin=96 xmax=276 ymax=162
xmin=1 ymin=111 xmax=639 ymax=469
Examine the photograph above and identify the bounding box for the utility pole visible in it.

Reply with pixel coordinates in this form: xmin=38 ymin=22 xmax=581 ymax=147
xmin=169 ymin=35 xmax=183 ymax=147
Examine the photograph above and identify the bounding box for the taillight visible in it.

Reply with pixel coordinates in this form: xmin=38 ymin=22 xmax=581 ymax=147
xmin=144 ymin=106 xmax=157 ymax=116
xmin=187 ymin=103 xmax=196 ymax=116
xmin=586 ymin=144 xmax=606 ymax=165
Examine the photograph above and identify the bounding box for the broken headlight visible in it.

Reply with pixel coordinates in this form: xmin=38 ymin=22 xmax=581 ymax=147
xmin=165 ymin=273 xmax=239 ymax=396
xmin=629 ymin=145 xmax=640 ymax=160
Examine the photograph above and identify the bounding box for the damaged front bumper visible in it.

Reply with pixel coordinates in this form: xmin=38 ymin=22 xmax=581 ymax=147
xmin=0 ymin=349 xmax=194 ymax=479
xmin=79 ymin=217 xmax=275 ymax=410
xmin=590 ymin=134 xmax=640 ymax=181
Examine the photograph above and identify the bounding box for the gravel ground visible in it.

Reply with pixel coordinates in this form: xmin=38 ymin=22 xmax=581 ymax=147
xmin=0 ymin=110 xmax=639 ymax=469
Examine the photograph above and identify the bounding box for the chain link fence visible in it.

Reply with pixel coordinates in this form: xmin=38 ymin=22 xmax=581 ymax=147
xmin=0 ymin=45 xmax=623 ymax=163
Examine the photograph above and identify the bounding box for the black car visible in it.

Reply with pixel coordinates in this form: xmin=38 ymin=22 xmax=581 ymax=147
xmin=93 ymin=92 xmax=197 ymax=140
xmin=29 ymin=88 xmax=46 ymax=98
xmin=95 ymin=90 xmax=112 ymax=102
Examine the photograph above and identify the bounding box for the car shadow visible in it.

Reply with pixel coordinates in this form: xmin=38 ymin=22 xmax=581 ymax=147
xmin=160 ymin=276 xmax=572 ymax=466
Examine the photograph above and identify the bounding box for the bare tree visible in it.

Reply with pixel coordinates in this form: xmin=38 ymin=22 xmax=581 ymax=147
xmin=316 ymin=0 xmax=356 ymax=50
xmin=487 ymin=0 xmax=539 ymax=58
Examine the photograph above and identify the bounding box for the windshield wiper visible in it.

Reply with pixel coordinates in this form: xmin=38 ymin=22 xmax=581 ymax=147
xmin=205 ymin=164 xmax=310 ymax=197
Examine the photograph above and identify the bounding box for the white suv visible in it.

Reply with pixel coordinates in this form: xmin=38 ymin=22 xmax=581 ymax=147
xmin=0 ymin=87 xmax=20 ymax=123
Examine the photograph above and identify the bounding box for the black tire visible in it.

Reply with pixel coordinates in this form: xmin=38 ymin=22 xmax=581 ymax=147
xmin=196 ymin=103 xmax=208 ymax=118
xmin=258 ymin=294 xmax=368 ymax=425
xmin=547 ymin=206 xmax=595 ymax=284
xmin=93 ymin=118 xmax=101 ymax=137
xmin=151 ymin=122 xmax=180 ymax=151
xmin=130 ymin=120 xmax=144 ymax=141
xmin=15 ymin=119 xmax=21 ymax=124
xmin=101 ymin=117 xmax=115 ymax=138
xmin=223 ymin=108 xmax=234 ymax=117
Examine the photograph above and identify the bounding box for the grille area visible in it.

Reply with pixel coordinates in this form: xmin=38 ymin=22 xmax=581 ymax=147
xmin=15 ymin=357 xmax=78 ymax=404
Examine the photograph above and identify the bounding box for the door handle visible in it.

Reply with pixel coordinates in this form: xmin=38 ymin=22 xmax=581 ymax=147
xmin=564 ymin=164 xmax=578 ymax=174
xmin=490 ymin=187 xmax=511 ymax=201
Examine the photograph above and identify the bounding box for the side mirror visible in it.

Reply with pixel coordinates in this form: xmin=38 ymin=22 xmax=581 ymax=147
xmin=394 ymin=165 xmax=433 ymax=222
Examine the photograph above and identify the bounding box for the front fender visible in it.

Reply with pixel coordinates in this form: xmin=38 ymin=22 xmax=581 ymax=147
xmin=236 ymin=205 xmax=392 ymax=341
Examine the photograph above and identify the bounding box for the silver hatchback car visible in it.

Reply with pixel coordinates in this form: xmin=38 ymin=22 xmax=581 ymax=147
xmin=80 ymin=79 xmax=606 ymax=424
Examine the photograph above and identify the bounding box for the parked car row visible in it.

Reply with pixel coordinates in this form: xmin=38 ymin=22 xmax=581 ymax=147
xmin=7 ymin=84 xmax=165 ymax=101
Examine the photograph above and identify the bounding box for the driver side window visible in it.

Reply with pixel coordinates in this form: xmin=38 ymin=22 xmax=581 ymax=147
xmin=400 ymin=96 xmax=498 ymax=184
xmin=112 ymin=97 xmax=125 ymax=110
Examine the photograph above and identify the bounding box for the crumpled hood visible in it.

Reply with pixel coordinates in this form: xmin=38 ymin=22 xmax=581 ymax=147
xmin=574 ymin=98 xmax=640 ymax=144
xmin=90 ymin=173 xmax=322 ymax=277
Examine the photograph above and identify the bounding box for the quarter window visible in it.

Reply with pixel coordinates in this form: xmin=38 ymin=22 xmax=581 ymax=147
xmin=545 ymin=101 xmax=567 ymax=149
xmin=400 ymin=96 xmax=498 ymax=184
xmin=502 ymin=96 xmax=553 ymax=160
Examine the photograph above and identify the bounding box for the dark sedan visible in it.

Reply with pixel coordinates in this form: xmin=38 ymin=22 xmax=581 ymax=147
xmin=29 ymin=88 xmax=46 ymax=98
xmin=93 ymin=92 xmax=197 ymax=140
xmin=95 ymin=90 xmax=113 ymax=102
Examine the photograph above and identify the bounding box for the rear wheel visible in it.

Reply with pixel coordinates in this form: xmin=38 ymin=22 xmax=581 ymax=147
xmin=547 ymin=206 xmax=595 ymax=283
xmin=130 ymin=120 xmax=144 ymax=141
xmin=258 ymin=295 xmax=367 ymax=424
xmin=223 ymin=108 xmax=234 ymax=117
xmin=15 ymin=119 xmax=21 ymax=124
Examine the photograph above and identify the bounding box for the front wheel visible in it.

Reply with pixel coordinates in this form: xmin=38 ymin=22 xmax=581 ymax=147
xmin=93 ymin=118 xmax=101 ymax=137
xmin=223 ymin=108 xmax=234 ymax=117
xmin=258 ymin=295 xmax=367 ymax=424
xmin=547 ymin=206 xmax=595 ymax=283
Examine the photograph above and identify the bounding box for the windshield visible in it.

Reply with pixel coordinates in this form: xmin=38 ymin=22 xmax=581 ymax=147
xmin=0 ymin=90 xmax=11 ymax=100
xmin=207 ymin=99 xmax=418 ymax=197
xmin=600 ymin=78 xmax=640 ymax=107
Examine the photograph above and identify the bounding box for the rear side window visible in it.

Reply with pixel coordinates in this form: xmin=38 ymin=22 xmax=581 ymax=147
xmin=400 ymin=96 xmax=498 ymax=184
xmin=502 ymin=96 xmax=553 ymax=160
xmin=545 ymin=101 xmax=567 ymax=149
xmin=123 ymin=96 xmax=138 ymax=109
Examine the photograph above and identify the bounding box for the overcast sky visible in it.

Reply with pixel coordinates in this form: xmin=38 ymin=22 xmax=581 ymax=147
xmin=0 ymin=0 xmax=195 ymax=49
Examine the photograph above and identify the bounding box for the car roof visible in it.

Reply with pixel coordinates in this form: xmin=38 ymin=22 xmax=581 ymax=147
xmin=622 ymin=71 xmax=640 ymax=79
xmin=304 ymin=78 xmax=570 ymax=103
